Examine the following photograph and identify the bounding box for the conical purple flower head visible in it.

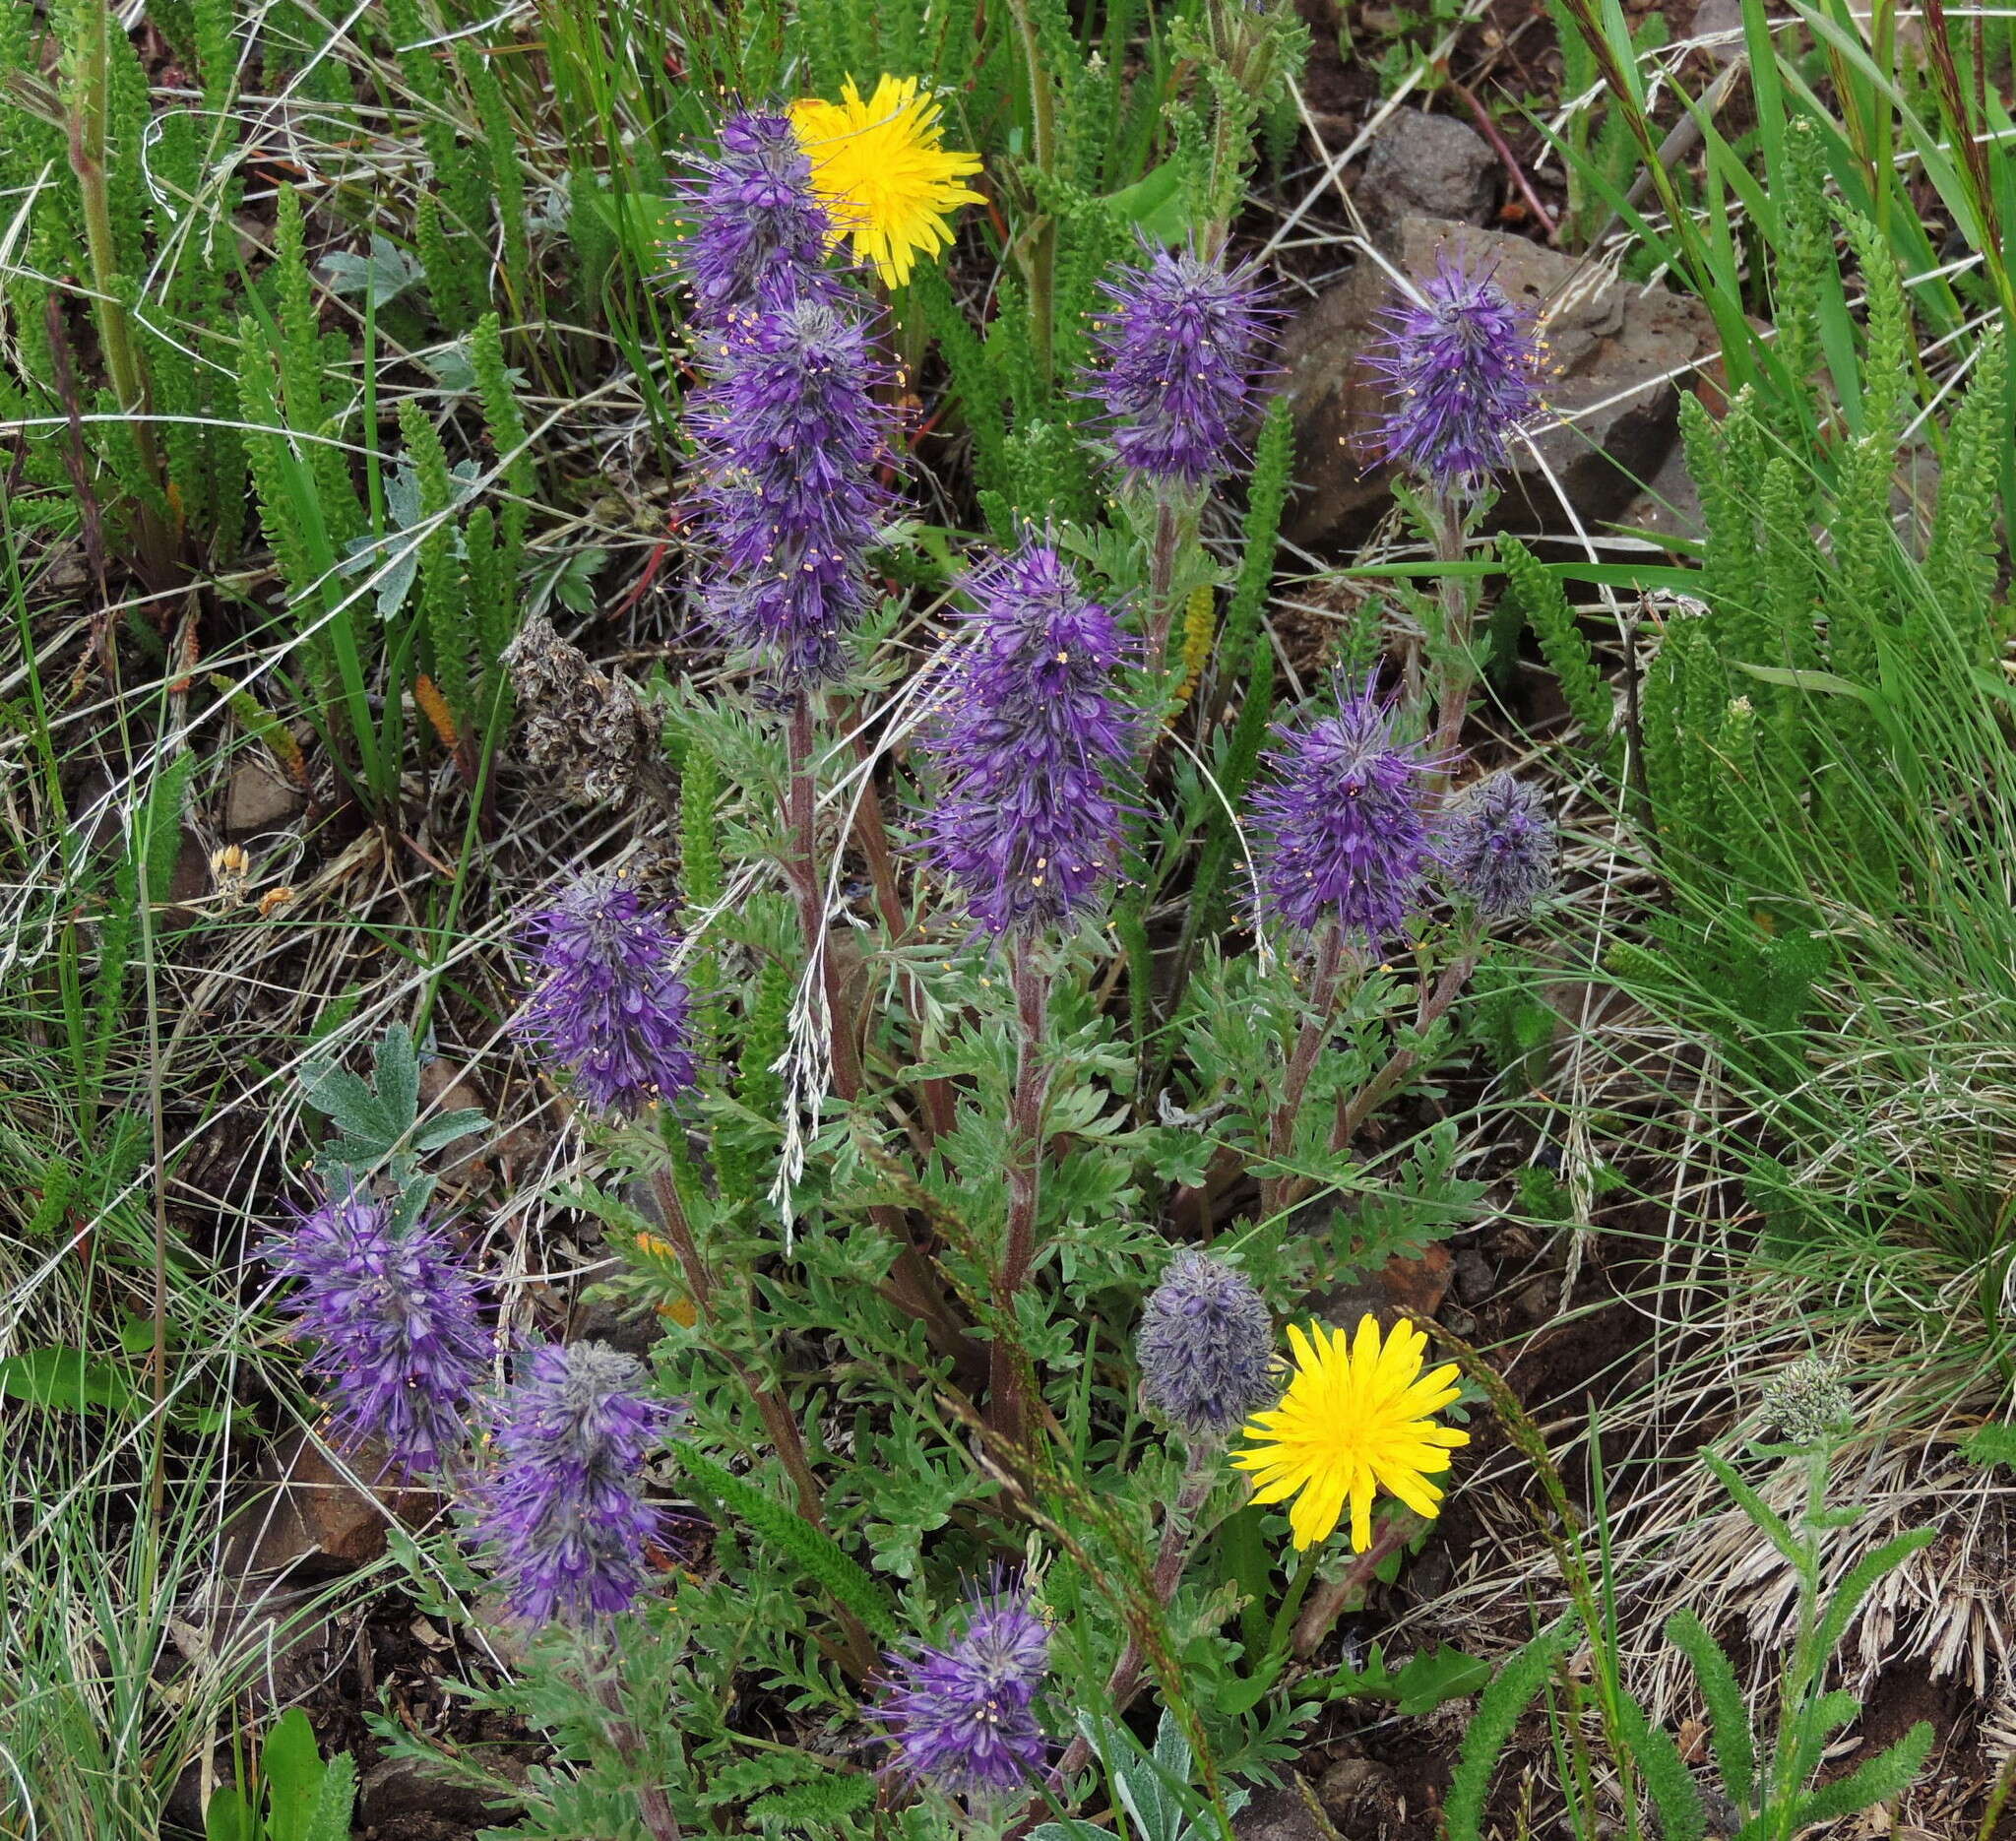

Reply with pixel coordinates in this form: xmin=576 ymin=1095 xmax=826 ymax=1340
xmin=675 ymin=109 xmax=840 ymax=330
xmin=1088 ymin=242 xmax=1275 ymax=487
xmin=1366 ymin=253 xmax=1544 ymax=493
xmin=512 ymin=876 xmax=698 ymax=1115
xmin=878 ymin=1583 xmax=1049 ymax=1796
xmin=689 ymin=296 xmax=895 ymax=684
xmin=1249 ymin=678 xmax=1438 ymax=941
xmin=263 ymin=1186 xmax=490 ymax=1476
xmin=1136 ymin=1251 xmax=1277 ymax=1444
xmin=916 ymin=543 xmax=1139 ymax=936
xmin=468 ymin=1341 xmax=680 ymax=1623
xmin=1442 ymin=770 xmax=1556 ymax=920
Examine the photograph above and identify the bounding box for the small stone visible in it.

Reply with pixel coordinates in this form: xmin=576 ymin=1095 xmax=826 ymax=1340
xmin=1235 ymin=1775 xmax=1344 ymax=1841
xmin=1318 ymin=1755 xmax=1405 ymax=1828
xmin=1356 ymin=110 xmax=1496 ymax=243
xmin=220 ymin=1431 xmax=443 ymax=1578
xmin=223 ymin=759 xmax=305 ymax=836
xmin=1318 ymin=1242 xmax=1454 ymax=1328
xmin=358 ymin=1755 xmax=511 ymax=1837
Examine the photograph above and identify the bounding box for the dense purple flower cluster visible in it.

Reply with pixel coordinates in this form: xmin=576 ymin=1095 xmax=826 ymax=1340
xmin=1442 ymin=771 xmax=1557 ymax=920
xmin=1366 ymin=253 xmax=1544 ymax=493
xmin=468 ymin=1341 xmax=678 ymax=1624
xmin=675 ymin=109 xmax=839 ymax=329
xmin=916 ymin=544 xmax=1139 ymax=936
xmin=1088 ymin=243 xmax=1274 ymax=487
xmin=512 ymin=876 xmax=698 ymax=1116
xmin=1250 ymin=679 xmax=1438 ymax=942
xmin=264 ymin=1187 xmax=490 ymax=1476
xmin=878 ymin=1584 xmax=1050 ymax=1796
xmin=1137 ymin=1251 xmax=1277 ymax=1443
xmin=687 ymin=297 xmax=896 ymax=685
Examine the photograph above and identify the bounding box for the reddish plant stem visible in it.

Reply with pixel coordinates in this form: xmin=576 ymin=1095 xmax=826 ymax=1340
xmin=1051 ymin=1443 xmax=1219 ymax=1785
xmin=987 ymin=939 xmax=1051 ymax=1449
xmin=1446 ymin=77 xmax=1559 ymax=239
xmin=786 ymin=696 xmax=985 ymax=1380
xmin=1145 ymin=494 xmax=1184 ymax=678
xmin=1260 ymin=924 xmax=1347 ymax=1218
xmin=647 ymin=1166 xmax=880 ymax=1679
xmin=595 ymin=1680 xmax=683 ymax=1841
xmin=1329 ymin=948 xmax=1480 ymax=1157
xmin=844 ymin=702 xmax=957 ymax=1146
xmin=1290 ymin=1517 xmax=1413 ymax=1659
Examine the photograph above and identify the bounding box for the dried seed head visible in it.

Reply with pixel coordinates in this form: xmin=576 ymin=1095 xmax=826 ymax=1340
xmin=500 ymin=615 xmax=655 ymax=805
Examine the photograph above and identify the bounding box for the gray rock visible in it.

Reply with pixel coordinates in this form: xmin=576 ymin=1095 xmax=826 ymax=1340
xmin=1235 ymin=1775 xmax=1343 ymax=1841
xmin=223 ymin=757 xmax=305 ymax=836
xmin=1277 ymin=216 xmax=1719 ymax=552
xmin=1357 ymin=110 xmax=1496 ymax=242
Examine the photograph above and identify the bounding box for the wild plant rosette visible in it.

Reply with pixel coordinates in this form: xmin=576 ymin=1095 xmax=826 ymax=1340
xmin=876 ymin=1582 xmax=1051 ymax=1796
xmin=467 ymin=1341 xmax=681 ymax=1624
xmin=686 ymin=295 xmax=896 ymax=685
xmin=262 ymin=1185 xmax=491 ymax=1476
xmin=676 ymin=108 xmax=844 ymax=329
xmin=512 ymin=875 xmax=699 ymax=1116
xmin=1087 ymin=242 xmax=1275 ymax=488
xmin=1442 ymin=770 xmax=1557 ymax=920
xmin=1249 ymin=678 xmax=1440 ymax=943
xmin=1366 ymin=252 xmax=1545 ymax=494
xmin=1135 ymin=1250 xmax=1278 ymax=1445
xmin=916 ymin=542 xmax=1140 ymax=936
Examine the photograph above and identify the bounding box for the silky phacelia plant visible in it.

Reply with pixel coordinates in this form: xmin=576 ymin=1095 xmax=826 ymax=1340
xmin=1366 ymin=253 xmax=1544 ymax=492
xmin=1442 ymin=770 xmax=1557 ymax=920
xmin=676 ymin=108 xmax=841 ymax=330
xmin=878 ymin=1584 xmax=1050 ymax=1797
xmin=1088 ymin=242 xmax=1274 ymax=487
xmin=1136 ymin=1251 xmax=1278 ymax=1444
xmin=915 ymin=543 xmax=1139 ymax=936
xmin=688 ymin=296 xmax=895 ymax=685
xmin=1249 ymin=679 xmax=1438 ymax=941
xmin=512 ymin=876 xmax=698 ymax=1116
xmin=468 ymin=1341 xmax=679 ymax=1624
xmin=264 ymin=1186 xmax=490 ymax=1476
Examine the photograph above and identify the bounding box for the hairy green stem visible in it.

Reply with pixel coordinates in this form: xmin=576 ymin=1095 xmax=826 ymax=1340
xmin=1005 ymin=0 xmax=1057 ymax=382
xmin=1260 ymin=923 xmax=1346 ymax=1217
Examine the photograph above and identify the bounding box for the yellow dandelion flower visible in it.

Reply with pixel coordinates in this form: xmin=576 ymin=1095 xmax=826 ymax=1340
xmin=788 ymin=74 xmax=984 ymax=289
xmin=1231 ymin=1315 xmax=1470 ymax=1553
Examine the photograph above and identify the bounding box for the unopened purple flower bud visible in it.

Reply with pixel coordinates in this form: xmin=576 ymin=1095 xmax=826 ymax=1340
xmin=1366 ymin=253 xmax=1544 ymax=493
xmin=915 ymin=543 xmax=1139 ymax=936
xmin=1249 ymin=679 xmax=1438 ymax=942
xmin=468 ymin=1341 xmax=680 ymax=1623
xmin=1136 ymin=1251 xmax=1276 ymax=1443
xmin=1442 ymin=771 xmax=1556 ymax=920
xmin=512 ymin=876 xmax=698 ymax=1116
xmin=675 ymin=109 xmax=840 ymax=328
xmin=878 ymin=1584 xmax=1049 ymax=1796
xmin=263 ymin=1187 xmax=490 ymax=1476
xmin=1088 ymin=243 xmax=1274 ymax=487
xmin=688 ymin=297 xmax=896 ymax=685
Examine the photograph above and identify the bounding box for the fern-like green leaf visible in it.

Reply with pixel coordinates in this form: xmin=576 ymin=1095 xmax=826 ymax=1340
xmin=1664 ymin=1608 xmax=1755 ymax=1816
xmin=1442 ymin=1623 xmax=1574 ymax=1841
xmin=674 ymin=1447 xmax=899 ymax=1642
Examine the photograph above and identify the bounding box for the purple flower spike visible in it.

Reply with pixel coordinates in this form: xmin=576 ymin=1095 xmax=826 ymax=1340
xmin=1088 ymin=243 xmax=1274 ymax=487
xmin=1249 ymin=678 xmax=1438 ymax=942
xmin=1442 ymin=771 xmax=1557 ymax=920
xmin=878 ymin=1584 xmax=1050 ymax=1797
xmin=688 ymin=297 xmax=896 ymax=685
xmin=916 ymin=544 xmax=1139 ymax=936
xmin=264 ymin=1187 xmax=490 ymax=1476
xmin=1366 ymin=253 xmax=1544 ymax=493
xmin=675 ymin=109 xmax=840 ymax=329
xmin=513 ymin=876 xmax=699 ymax=1116
xmin=469 ymin=1341 xmax=679 ymax=1624
xmin=1136 ymin=1251 xmax=1277 ymax=1444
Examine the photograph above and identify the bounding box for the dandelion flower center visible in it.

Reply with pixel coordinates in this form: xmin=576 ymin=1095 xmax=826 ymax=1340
xmin=788 ymin=75 xmax=984 ymax=288
xmin=1231 ymin=1315 xmax=1470 ymax=1552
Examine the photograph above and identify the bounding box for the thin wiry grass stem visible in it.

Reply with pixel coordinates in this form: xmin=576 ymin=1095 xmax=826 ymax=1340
xmin=988 ymin=939 xmax=1050 ymax=1450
